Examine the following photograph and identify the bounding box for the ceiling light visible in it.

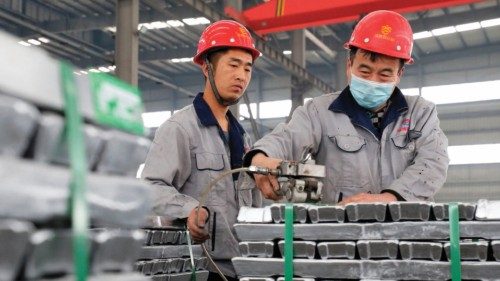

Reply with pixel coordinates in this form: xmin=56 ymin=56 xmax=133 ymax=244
xmin=171 ymin=57 xmax=193 ymax=63
xmin=413 ymin=31 xmax=433 ymax=40
xmin=18 ymin=41 xmax=31 ymax=46
xmin=105 ymin=26 xmax=116 ymax=33
xmin=431 ymin=26 xmax=457 ymax=36
xmin=88 ymin=68 xmax=100 ymax=73
xmin=480 ymin=18 xmax=500 ymax=28
xmin=455 ymin=22 xmax=481 ymax=32
xmin=38 ymin=37 xmax=50 ymax=43
xmin=182 ymin=17 xmax=210 ymax=26
xmin=197 ymin=17 xmax=210 ymax=24
xmin=183 ymin=18 xmax=199 ymax=25
xmin=150 ymin=21 xmax=169 ymax=29
xmin=27 ymin=39 xmax=41 ymax=45
xmin=166 ymin=20 xmax=184 ymax=27
xmin=139 ymin=23 xmax=154 ymax=30
xmin=98 ymin=66 xmax=110 ymax=72
xmin=283 ymin=50 xmax=292 ymax=55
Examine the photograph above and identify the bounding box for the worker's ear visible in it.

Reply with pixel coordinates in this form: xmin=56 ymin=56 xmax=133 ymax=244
xmin=201 ymin=62 xmax=209 ymax=78
xmin=346 ymin=57 xmax=353 ymax=81
xmin=397 ymin=66 xmax=405 ymax=77
xmin=395 ymin=66 xmax=405 ymax=84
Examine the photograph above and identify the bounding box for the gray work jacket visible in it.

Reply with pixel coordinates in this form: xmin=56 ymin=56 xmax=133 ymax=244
xmin=141 ymin=93 xmax=257 ymax=277
xmin=245 ymin=87 xmax=449 ymax=202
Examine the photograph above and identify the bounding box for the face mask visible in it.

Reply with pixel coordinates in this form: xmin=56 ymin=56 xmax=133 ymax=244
xmin=349 ymin=73 xmax=395 ymax=110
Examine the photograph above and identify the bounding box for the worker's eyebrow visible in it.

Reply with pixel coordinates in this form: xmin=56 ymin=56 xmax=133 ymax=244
xmin=229 ymin=57 xmax=253 ymax=67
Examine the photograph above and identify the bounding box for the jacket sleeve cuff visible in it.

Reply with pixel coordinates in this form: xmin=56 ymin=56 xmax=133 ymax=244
xmin=243 ymin=149 xmax=268 ymax=167
xmin=243 ymin=149 xmax=268 ymax=179
xmin=381 ymin=189 xmax=406 ymax=201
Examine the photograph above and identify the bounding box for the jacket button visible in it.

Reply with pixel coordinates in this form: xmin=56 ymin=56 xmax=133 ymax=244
xmin=345 ymin=144 xmax=350 ymax=149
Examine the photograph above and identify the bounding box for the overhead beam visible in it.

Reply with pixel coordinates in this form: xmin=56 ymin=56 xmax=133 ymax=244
xmin=304 ymin=30 xmax=336 ymax=59
xmin=139 ymin=64 xmax=195 ymax=97
xmin=0 ymin=8 xmax=111 ymax=63
xmin=179 ymin=0 xmax=334 ymax=94
xmin=226 ymin=0 xmax=484 ymax=35
xmin=0 ymin=5 xmax=195 ymax=98
xmin=139 ymin=47 xmax=195 ymax=62
xmin=410 ymin=5 xmax=500 ymax=32
xmin=252 ymin=5 xmax=500 ymax=57
xmin=39 ymin=9 xmax=194 ymax=33
xmin=417 ymin=41 xmax=500 ymax=64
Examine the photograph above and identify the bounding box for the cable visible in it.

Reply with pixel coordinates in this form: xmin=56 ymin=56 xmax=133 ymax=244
xmin=201 ymin=243 xmax=227 ymax=281
xmin=192 ymin=166 xmax=282 ymax=279
xmin=194 ymin=167 xmax=251 ymax=281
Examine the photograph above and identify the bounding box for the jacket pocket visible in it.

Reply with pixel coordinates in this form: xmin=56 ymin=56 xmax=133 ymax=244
xmin=195 ymin=152 xmax=226 ymax=206
xmin=327 ymin=135 xmax=369 ymax=190
xmin=333 ymin=135 xmax=366 ymax=152
xmin=391 ymin=135 xmax=416 ymax=164
xmin=195 ymin=152 xmax=225 ymax=171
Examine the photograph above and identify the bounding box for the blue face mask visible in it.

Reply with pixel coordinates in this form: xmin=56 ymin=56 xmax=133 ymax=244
xmin=349 ymin=73 xmax=395 ymax=110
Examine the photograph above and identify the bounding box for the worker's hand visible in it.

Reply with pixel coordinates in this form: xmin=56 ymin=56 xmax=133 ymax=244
xmin=251 ymin=153 xmax=283 ymax=201
xmin=339 ymin=192 xmax=397 ymax=205
xmin=187 ymin=207 xmax=210 ymax=244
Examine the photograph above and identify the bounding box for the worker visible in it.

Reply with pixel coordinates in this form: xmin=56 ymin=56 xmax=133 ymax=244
xmin=244 ymin=10 xmax=449 ymax=204
xmin=141 ymin=20 xmax=261 ymax=280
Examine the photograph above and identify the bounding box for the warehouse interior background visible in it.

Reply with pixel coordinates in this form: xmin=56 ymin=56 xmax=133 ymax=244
xmin=1 ymin=0 xmax=499 ymax=202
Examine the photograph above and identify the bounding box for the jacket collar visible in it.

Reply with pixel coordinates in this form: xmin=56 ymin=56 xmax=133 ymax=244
xmin=329 ymin=86 xmax=408 ymax=138
xmin=193 ymin=92 xmax=245 ymax=132
xmin=193 ymin=92 xmax=246 ymax=175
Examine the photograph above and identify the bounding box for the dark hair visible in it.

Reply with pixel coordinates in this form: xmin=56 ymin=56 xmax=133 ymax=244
xmin=348 ymin=47 xmax=405 ymax=70
xmin=206 ymin=47 xmax=230 ymax=67
xmin=201 ymin=48 xmax=229 ymax=81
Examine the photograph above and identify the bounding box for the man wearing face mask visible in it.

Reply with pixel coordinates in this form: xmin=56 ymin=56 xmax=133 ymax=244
xmin=244 ymin=10 xmax=449 ymax=204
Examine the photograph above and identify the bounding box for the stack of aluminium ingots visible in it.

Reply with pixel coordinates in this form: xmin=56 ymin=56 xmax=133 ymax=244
xmin=135 ymin=216 xmax=209 ymax=281
xmin=0 ymin=92 xmax=155 ymax=281
xmin=0 ymin=30 xmax=155 ymax=281
xmin=232 ymin=202 xmax=500 ymax=281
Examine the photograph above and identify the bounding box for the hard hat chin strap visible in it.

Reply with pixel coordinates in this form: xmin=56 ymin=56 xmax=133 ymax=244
xmin=205 ymin=57 xmax=241 ymax=106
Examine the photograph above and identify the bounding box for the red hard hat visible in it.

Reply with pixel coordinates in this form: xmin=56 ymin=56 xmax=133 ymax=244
xmin=193 ymin=20 xmax=261 ymax=65
xmin=345 ymin=10 xmax=414 ymax=64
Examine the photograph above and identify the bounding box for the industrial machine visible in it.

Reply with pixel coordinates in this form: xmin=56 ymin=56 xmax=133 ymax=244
xmin=248 ymin=145 xmax=325 ymax=203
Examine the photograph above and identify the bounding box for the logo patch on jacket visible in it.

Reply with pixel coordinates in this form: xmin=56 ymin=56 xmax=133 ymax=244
xmin=398 ymin=118 xmax=411 ymax=132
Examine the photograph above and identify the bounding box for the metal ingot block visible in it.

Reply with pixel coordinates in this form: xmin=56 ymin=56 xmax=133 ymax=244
xmin=317 ymin=241 xmax=356 ymax=260
xmin=357 ymin=240 xmax=399 ymax=260
xmin=307 ymin=205 xmax=345 ymax=223
xmin=444 ymin=240 xmax=489 ymax=261
xmin=399 ymin=241 xmax=442 ymax=261
xmin=432 ymin=203 xmax=476 ymax=221
xmin=239 ymin=241 xmax=274 ymax=258
xmin=345 ymin=203 xmax=387 ymax=222
xmin=388 ymin=202 xmax=431 ymax=221
xmin=277 ymin=241 xmax=316 ymax=259
xmin=270 ymin=204 xmax=308 ymax=223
